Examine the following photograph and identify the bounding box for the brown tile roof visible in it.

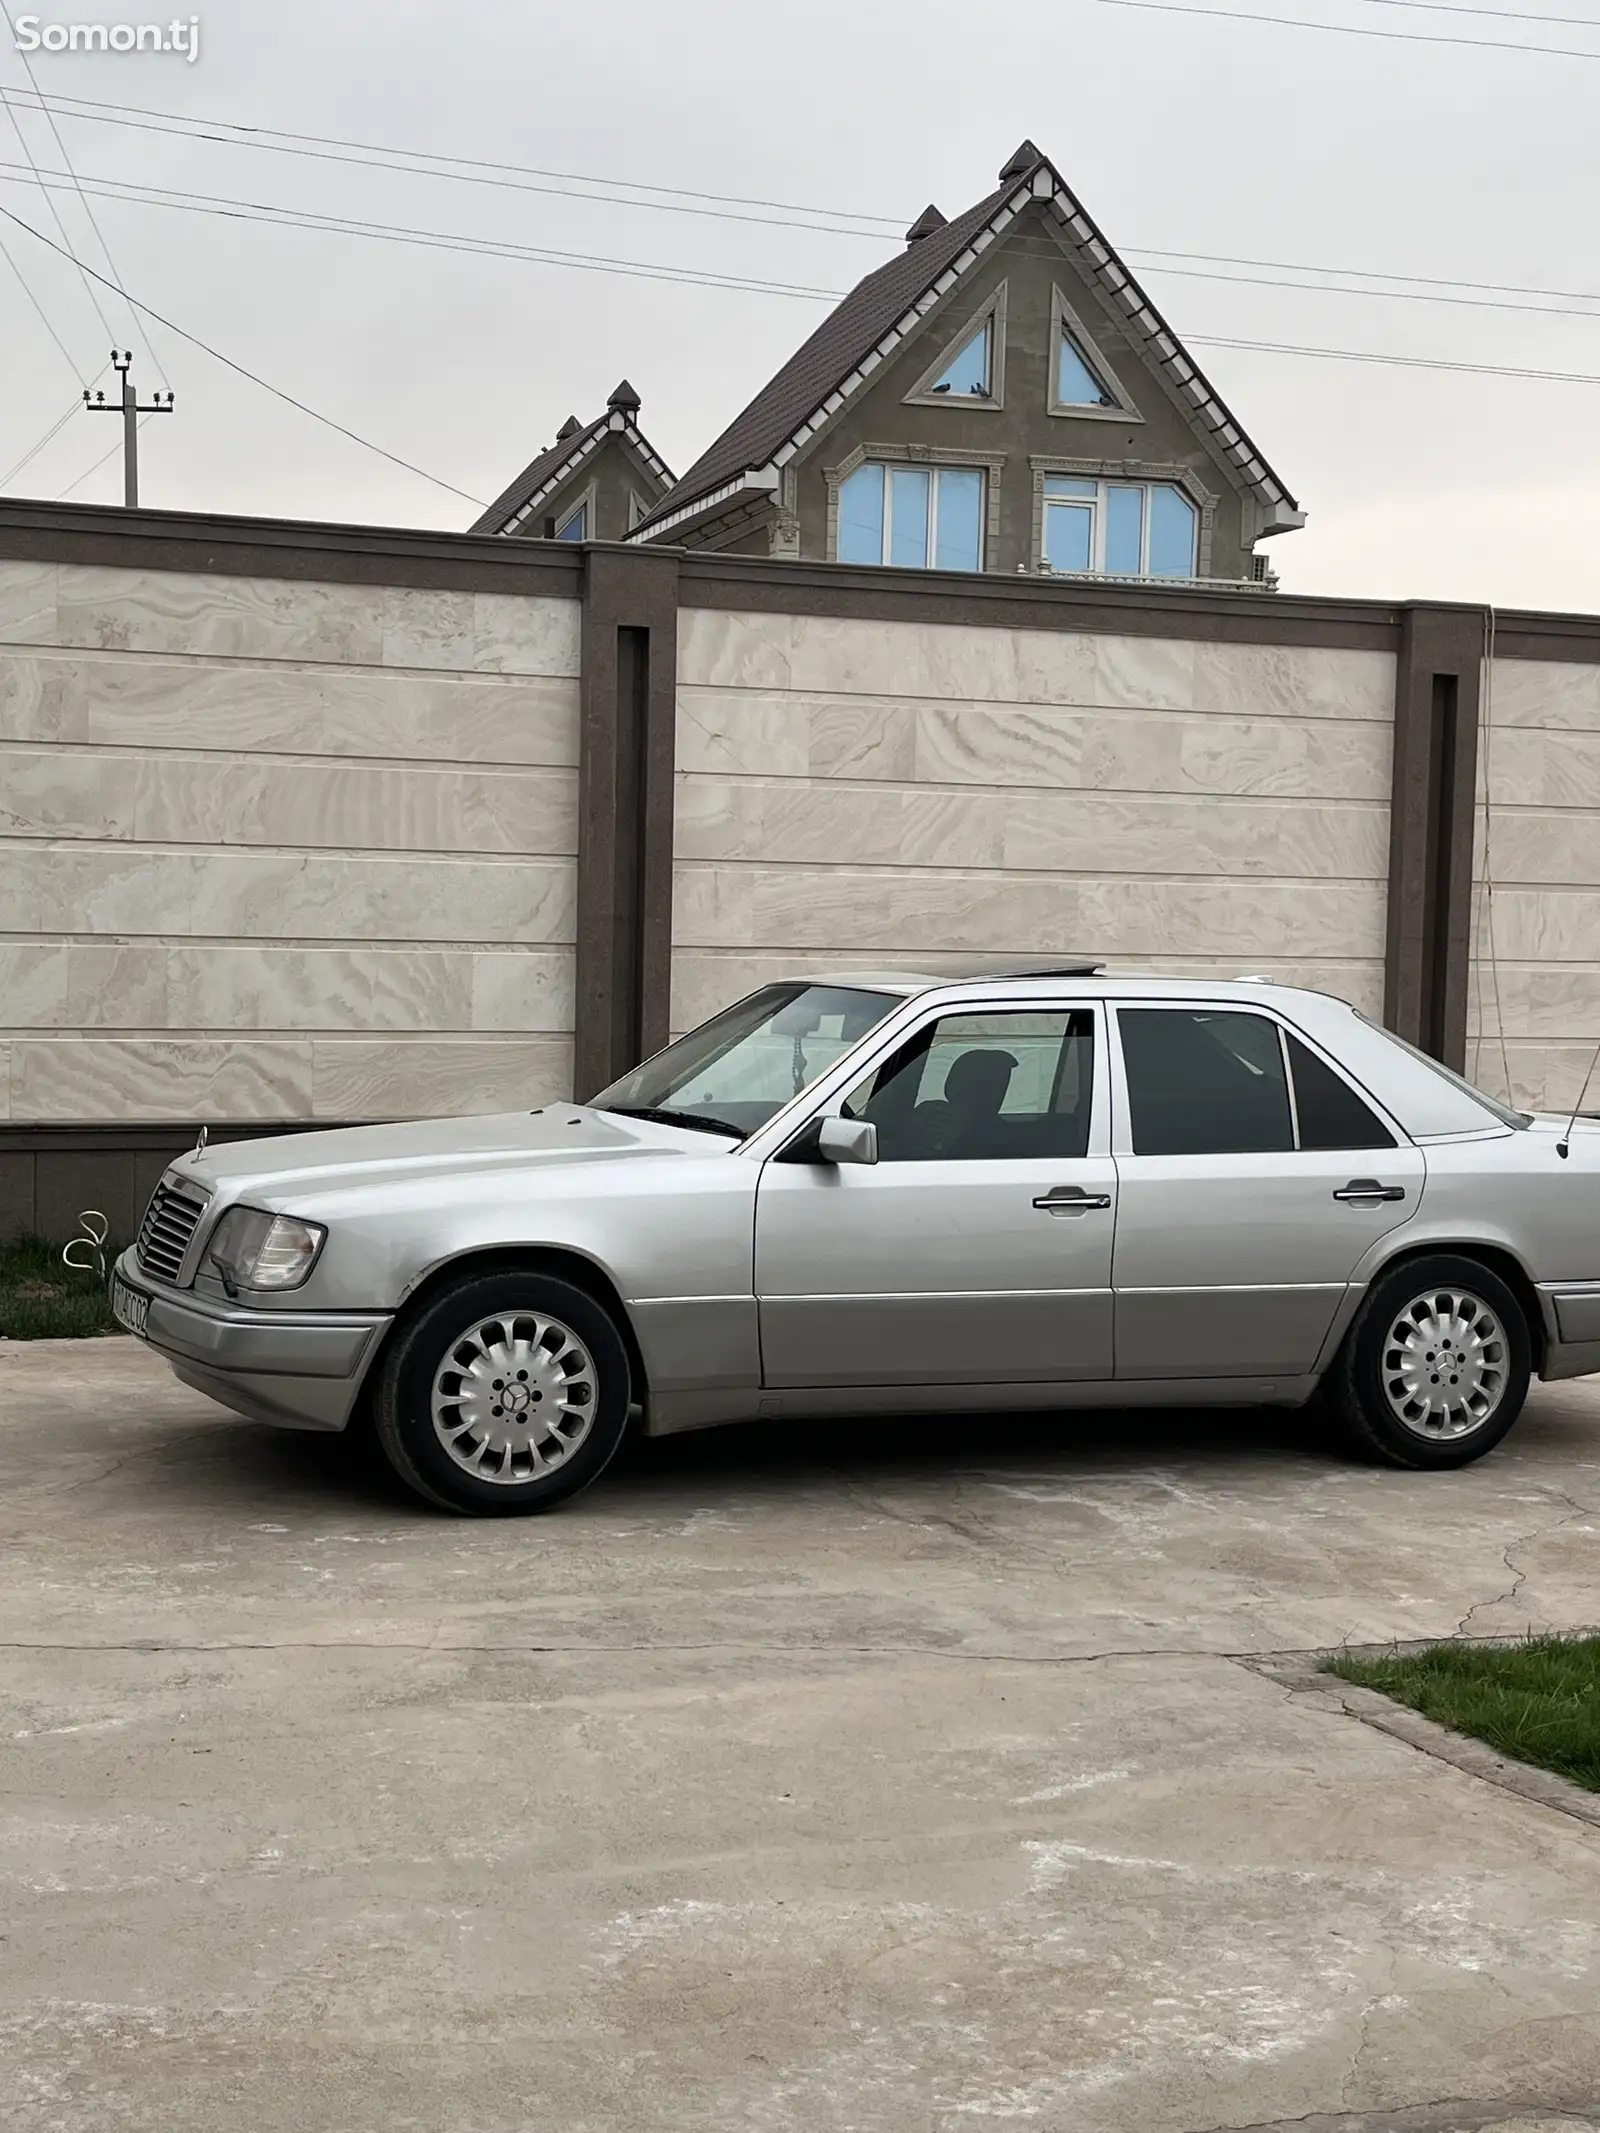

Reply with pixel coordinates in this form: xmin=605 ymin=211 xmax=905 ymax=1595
xmin=630 ymin=179 xmax=1015 ymax=537
xmin=631 ymin=142 xmax=1301 ymax=541
xmin=471 ymin=383 xmax=673 ymax=537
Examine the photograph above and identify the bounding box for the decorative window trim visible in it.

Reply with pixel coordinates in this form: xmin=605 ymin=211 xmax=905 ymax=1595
xmin=1028 ymin=455 xmax=1216 ymax=578
xmin=552 ymin=481 xmax=597 ymax=541
xmin=902 ymin=281 xmax=1008 ymax=412
xmin=1048 ymin=285 xmax=1143 ymax=423
xmin=825 ymin=442 xmax=1005 ymax=568
xmin=627 ymin=489 xmax=652 ymax=531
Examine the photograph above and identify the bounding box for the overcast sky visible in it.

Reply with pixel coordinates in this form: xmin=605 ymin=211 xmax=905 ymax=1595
xmin=1 ymin=0 xmax=1596 ymax=610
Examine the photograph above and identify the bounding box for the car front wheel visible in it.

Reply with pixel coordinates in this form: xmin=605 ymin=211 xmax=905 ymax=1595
xmin=1330 ymin=1252 xmax=1531 ymax=1469
xmin=373 ymin=1269 xmax=632 ymax=1514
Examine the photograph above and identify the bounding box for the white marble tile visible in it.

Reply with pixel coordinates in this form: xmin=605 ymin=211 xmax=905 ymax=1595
xmin=118 ymin=754 xmax=580 ymax=857
xmin=1489 ymin=888 xmax=1600 ymax=964
xmin=0 ymin=652 xmax=90 ymax=742
xmin=9 ymin=1037 xmax=314 ymax=1120
xmin=34 ymin=849 xmax=198 ymax=935
xmin=1484 ymin=729 xmax=1600 ymax=810
xmin=0 ymin=944 xmax=70 ymax=1028
xmin=64 ymin=943 xmax=171 ymax=1027
xmin=0 ymin=749 xmax=144 ymax=839
xmin=1000 ymin=792 xmax=1388 ymax=880
xmin=0 ymin=1041 xmax=9 ymax=1119
xmin=53 ymin=567 xmax=387 ymax=664
xmin=675 ymin=780 xmax=1005 ymax=870
xmin=1481 ymin=808 xmax=1600 ymax=889
xmin=671 ymin=861 xmax=1384 ymax=961
xmin=0 ymin=847 xmax=45 ymax=932
xmin=468 ymin=950 xmax=577 ymax=1034
xmin=1192 ymin=643 xmax=1395 ymax=722
xmin=166 ymin=946 xmax=473 ymax=1032
xmin=472 ymin=593 xmax=582 ymax=677
xmin=678 ymin=608 xmax=800 ymax=690
xmin=47 ymin=654 xmax=579 ymax=768
xmin=1489 ymin=659 xmax=1600 ymax=731
xmin=0 ymin=562 xmax=56 ymax=645
xmin=381 ymin=587 xmax=475 ymax=670
xmin=179 ymin=851 xmax=577 ymax=946
xmin=312 ymin=1036 xmax=573 ymax=1117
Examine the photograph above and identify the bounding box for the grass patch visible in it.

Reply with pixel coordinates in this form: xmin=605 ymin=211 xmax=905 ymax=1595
xmin=0 ymin=1233 xmax=123 ymax=1341
xmin=1326 ymin=1636 xmax=1600 ymax=1795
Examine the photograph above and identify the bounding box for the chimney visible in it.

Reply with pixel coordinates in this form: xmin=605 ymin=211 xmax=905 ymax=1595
xmin=904 ymin=204 xmax=948 ymax=244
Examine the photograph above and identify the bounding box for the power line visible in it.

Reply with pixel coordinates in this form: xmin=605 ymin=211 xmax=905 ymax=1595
xmin=0 ymin=81 xmax=119 ymax=348
xmin=0 ymin=203 xmax=487 ymax=505
xmin=0 ymin=0 xmax=168 ymax=386
xmin=0 ymin=88 xmax=906 ymax=242
xmin=0 ymin=219 xmax=86 ymax=381
xmin=1084 ymin=0 xmax=1600 ymax=60
xmin=0 ymin=163 xmax=846 ymax=300
xmin=56 ymin=410 xmax=150 ymax=501
xmin=3 ymin=85 xmax=1593 ymax=317
xmin=0 ymin=391 xmax=81 ymax=488
xmin=6 ymin=157 xmax=1600 ymax=344
xmin=1190 ymin=333 xmax=1600 ymax=385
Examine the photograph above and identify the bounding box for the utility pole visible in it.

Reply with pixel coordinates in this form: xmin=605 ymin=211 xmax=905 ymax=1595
xmin=85 ymin=352 xmax=175 ymax=508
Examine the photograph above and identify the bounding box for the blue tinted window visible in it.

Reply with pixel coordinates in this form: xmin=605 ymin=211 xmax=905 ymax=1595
xmin=934 ymin=468 xmax=983 ymax=571
xmin=1058 ymin=329 xmax=1109 ymax=406
xmin=1106 ymin=486 xmax=1143 ymax=574
xmin=555 ymin=503 xmax=586 ymax=541
xmin=1044 ymin=475 xmax=1097 ymax=498
xmin=1149 ymin=484 xmax=1198 ymax=577
xmin=889 ymin=467 xmax=930 ymax=568
xmin=928 ymin=320 xmax=990 ymax=398
xmin=838 ymin=464 xmax=885 ymax=564
xmin=1045 ymin=502 xmax=1093 ymax=573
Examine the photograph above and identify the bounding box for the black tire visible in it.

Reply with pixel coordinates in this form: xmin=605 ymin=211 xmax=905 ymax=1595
xmin=1330 ymin=1252 xmax=1531 ymax=1470
xmin=373 ymin=1269 xmax=632 ymax=1515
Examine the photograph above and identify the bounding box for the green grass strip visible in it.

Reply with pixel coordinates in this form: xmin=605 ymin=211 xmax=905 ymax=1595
xmin=1326 ymin=1635 xmax=1600 ymax=1795
xmin=0 ymin=1233 xmax=123 ymax=1341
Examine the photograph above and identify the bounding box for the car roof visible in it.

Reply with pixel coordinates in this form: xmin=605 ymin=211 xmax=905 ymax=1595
xmin=804 ymin=965 xmax=1351 ymax=1009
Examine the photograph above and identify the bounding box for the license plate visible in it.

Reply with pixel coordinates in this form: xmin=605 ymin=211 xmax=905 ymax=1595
xmin=111 ymin=1273 xmax=149 ymax=1338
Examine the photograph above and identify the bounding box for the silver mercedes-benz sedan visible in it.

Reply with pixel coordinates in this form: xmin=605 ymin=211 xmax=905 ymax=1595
xmin=112 ymin=962 xmax=1600 ymax=1515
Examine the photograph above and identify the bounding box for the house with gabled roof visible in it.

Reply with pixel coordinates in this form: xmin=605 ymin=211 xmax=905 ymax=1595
xmin=626 ymin=140 xmax=1303 ymax=584
xmin=471 ymin=380 xmax=674 ymax=542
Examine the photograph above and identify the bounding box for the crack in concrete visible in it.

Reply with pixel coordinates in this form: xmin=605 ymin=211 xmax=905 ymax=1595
xmin=1338 ymin=1940 xmax=1399 ymax=2111
xmin=1455 ymin=1493 xmax=1600 ymax=1638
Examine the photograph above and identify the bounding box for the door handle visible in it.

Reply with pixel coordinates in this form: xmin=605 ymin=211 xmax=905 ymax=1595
xmin=1033 ymin=1185 xmax=1112 ymax=1215
xmin=1333 ymin=1178 xmax=1407 ymax=1204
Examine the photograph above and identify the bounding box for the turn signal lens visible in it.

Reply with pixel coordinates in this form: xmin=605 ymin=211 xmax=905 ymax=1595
xmin=207 ymin=1207 xmax=326 ymax=1292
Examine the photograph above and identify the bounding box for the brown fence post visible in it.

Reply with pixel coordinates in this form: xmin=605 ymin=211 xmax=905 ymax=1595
xmin=1384 ymin=604 xmax=1484 ymax=1070
xmin=574 ymin=545 xmax=680 ymax=1098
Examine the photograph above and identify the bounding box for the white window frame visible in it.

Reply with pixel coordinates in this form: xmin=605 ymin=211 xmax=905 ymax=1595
xmin=902 ymin=283 xmax=1009 ymax=412
xmin=1040 ymin=476 xmax=1198 ymax=578
xmin=839 ymin=460 xmax=988 ymax=571
xmin=1047 ymin=287 xmax=1142 ymax=423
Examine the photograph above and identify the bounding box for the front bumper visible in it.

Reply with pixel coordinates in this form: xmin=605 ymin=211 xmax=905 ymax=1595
xmin=113 ymin=1248 xmax=391 ymax=1432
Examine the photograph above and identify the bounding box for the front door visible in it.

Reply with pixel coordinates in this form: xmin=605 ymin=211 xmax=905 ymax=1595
xmin=1110 ymin=1003 xmax=1423 ymax=1379
xmin=755 ymin=1004 xmax=1116 ymax=1388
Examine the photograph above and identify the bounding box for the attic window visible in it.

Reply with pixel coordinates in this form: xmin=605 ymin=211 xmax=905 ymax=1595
xmin=553 ymin=501 xmax=587 ymax=541
xmin=927 ymin=320 xmax=991 ymax=399
xmin=1057 ymin=328 xmax=1116 ymax=409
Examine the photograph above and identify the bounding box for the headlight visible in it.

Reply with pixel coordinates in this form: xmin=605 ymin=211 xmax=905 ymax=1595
xmin=206 ymin=1207 xmax=326 ymax=1293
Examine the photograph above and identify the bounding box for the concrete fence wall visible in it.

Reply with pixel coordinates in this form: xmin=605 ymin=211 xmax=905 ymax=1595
xmin=672 ymin=606 xmax=1395 ymax=1035
xmin=3 ymin=500 xmax=1599 ymax=1239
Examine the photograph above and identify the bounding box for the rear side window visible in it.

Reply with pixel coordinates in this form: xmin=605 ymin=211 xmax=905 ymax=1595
xmin=1286 ymin=1033 xmax=1395 ymax=1150
xmin=1120 ymin=1008 xmax=1293 ymax=1155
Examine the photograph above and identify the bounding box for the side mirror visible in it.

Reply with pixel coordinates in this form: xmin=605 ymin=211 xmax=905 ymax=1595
xmin=816 ymin=1116 xmax=878 ymax=1167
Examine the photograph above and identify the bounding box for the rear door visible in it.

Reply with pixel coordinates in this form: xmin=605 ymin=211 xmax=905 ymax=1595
xmin=755 ymin=1002 xmax=1117 ymax=1388
xmin=1110 ymin=1003 xmax=1423 ymax=1380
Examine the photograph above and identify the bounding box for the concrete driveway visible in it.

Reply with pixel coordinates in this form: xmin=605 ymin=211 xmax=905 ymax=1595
xmin=3 ymin=1338 xmax=1600 ymax=2133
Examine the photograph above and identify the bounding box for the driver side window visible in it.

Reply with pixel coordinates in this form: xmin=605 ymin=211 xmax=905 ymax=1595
xmin=843 ymin=1009 xmax=1095 ymax=1162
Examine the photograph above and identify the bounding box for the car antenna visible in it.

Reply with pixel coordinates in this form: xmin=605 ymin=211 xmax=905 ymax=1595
xmin=1557 ymin=1037 xmax=1600 ymax=1158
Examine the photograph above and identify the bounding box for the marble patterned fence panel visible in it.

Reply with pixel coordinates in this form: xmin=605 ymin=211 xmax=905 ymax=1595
xmin=0 ymin=561 xmax=581 ymax=1124
xmin=672 ymin=607 xmax=1395 ymax=1036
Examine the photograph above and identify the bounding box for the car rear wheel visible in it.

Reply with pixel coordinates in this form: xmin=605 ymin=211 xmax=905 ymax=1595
xmin=1330 ymin=1252 xmax=1531 ymax=1469
xmin=373 ymin=1269 xmax=632 ymax=1515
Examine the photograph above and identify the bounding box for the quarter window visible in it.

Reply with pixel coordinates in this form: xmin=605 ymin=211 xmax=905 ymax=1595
xmin=1286 ymin=1033 xmax=1396 ymax=1150
xmin=1042 ymin=476 xmax=1198 ymax=579
xmin=843 ymin=1010 xmax=1095 ymax=1161
xmin=838 ymin=462 xmax=985 ymax=572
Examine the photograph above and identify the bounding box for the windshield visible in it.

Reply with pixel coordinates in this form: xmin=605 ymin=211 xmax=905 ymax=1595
xmin=594 ymin=983 xmax=900 ymax=1140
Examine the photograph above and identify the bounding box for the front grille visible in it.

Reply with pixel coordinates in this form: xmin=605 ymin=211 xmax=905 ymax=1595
xmin=135 ymin=1176 xmax=209 ymax=1285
